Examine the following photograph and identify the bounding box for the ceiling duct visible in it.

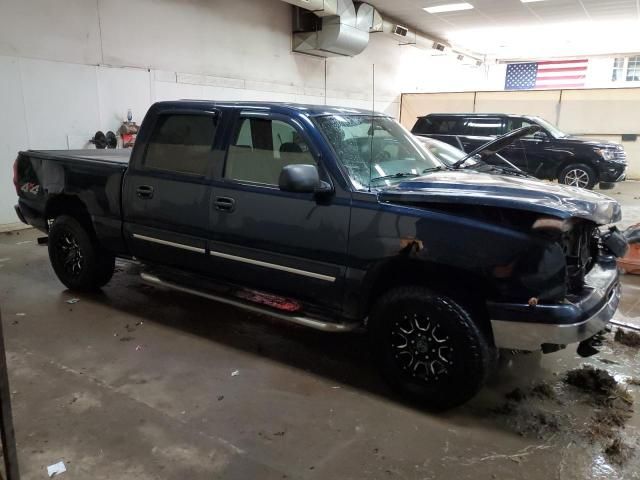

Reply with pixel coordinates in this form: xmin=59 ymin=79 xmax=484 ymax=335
xmin=288 ymin=0 xmax=378 ymax=57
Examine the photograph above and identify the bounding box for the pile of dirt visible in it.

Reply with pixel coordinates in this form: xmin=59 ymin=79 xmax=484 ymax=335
xmin=605 ymin=437 xmax=635 ymax=466
xmin=491 ymin=383 xmax=564 ymax=439
xmin=565 ymin=365 xmax=617 ymax=396
xmin=565 ymin=365 xmax=636 ymax=464
xmin=614 ymin=328 xmax=640 ymax=348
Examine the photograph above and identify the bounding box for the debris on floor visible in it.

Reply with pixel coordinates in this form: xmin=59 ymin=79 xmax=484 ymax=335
xmin=564 ymin=365 xmax=617 ymax=396
xmin=231 ymin=370 xmax=239 ymax=377
xmin=47 ymin=460 xmax=66 ymax=477
xmin=16 ymin=312 xmax=26 ymax=316
xmin=614 ymin=328 xmax=640 ymax=348
xmin=626 ymin=377 xmax=640 ymax=386
xmin=605 ymin=437 xmax=635 ymax=465
xmin=65 ymin=298 xmax=80 ymax=305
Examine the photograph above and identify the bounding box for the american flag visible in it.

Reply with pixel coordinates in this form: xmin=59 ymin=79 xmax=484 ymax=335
xmin=504 ymin=59 xmax=588 ymax=90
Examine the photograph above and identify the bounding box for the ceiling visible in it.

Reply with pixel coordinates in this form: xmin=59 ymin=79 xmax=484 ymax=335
xmin=366 ymin=0 xmax=640 ymax=59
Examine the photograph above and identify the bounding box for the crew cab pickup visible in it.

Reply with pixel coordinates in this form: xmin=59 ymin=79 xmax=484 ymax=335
xmin=411 ymin=113 xmax=628 ymax=190
xmin=14 ymin=101 xmax=627 ymax=408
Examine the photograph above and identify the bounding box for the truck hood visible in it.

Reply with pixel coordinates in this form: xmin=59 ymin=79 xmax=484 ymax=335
xmin=378 ymin=170 xmax=621 ymax=225
xmin=557 ymin=136 xmax=621 ymax=149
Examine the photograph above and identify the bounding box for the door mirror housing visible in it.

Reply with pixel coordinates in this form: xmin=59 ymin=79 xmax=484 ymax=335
xmin=532 ymin=131 xmax=548 ymax=142
xmin=279 ymin=164 xmax=332 ymax=195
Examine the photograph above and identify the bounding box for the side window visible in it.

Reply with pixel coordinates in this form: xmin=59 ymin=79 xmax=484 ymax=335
xmin=225 ymin=117 xmax=315 ymax=185
xmin=506 ymin=118 xmax=537 ymax=137
xmin=414 ymin=117 xmax=460 ymax=134
xmin=144 ymin=114 xmax=217 ymax=175
xmin=463 ymin=118 xmax=504 ymax=137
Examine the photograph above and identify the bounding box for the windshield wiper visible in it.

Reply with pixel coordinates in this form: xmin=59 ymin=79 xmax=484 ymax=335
xmin=422 ymin=166 xmax=447 ymax=173
xmin=369 ymin=172 xmax=420 ymax=184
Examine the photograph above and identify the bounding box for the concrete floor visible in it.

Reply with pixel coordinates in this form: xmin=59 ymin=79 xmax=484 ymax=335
xmin=1 ymin=181 xmax=640 ymax=480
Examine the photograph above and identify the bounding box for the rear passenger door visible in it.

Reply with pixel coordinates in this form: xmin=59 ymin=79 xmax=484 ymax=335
xmin=207 ymin=111 xmax=350 ymax=312
xmin=123 ymin=110 xmax=220 ymax=273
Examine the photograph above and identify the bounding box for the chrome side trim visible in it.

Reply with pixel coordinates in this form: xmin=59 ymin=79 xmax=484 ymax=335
xmin=132 ymin=234 xmax=205 ymax=254
xmin=491 ymin=284 xmax=621 ymax=351
xmin=140 ymin=272 xmax=357 ymax=332
xmin=209 ymin=250 xmax=336 ymax=282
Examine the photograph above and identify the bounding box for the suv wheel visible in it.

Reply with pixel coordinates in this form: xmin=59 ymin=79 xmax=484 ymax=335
xmin=559 ymin=163 xmax=596 ymax=189
xmin=369 ymin=286 xmax=493 ymax=410
xmin=48 ymin=215 xmax=115 ymax=291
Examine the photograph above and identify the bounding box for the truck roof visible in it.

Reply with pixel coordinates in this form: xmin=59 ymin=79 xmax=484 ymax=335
xmin=155 ymin=100 xmax=388 ymax=117
xmin=418 ymin=113 xmax=530 ymax=119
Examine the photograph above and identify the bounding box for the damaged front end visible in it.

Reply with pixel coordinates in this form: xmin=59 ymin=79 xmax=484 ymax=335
xmin=489 ymin=216 xmax=627 ymax=355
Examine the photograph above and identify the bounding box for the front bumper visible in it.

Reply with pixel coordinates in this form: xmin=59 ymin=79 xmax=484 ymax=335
xmin=599 ymin=164 xmax=627 ymax=183
xmin=488 ymin=256 xmax=620 ymax=351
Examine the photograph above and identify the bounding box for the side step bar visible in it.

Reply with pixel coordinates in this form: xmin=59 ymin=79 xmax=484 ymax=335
xmin=140 ymin=272 xmax=360 ymax=333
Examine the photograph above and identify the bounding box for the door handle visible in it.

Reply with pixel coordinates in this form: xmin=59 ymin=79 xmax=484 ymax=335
xmin=214 ymin=196 xmax=235 ymax=212
xmin=136 ymin=185 xmax=154 ymax=199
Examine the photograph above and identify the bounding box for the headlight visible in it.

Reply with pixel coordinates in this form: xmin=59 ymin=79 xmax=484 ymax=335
xmin=595 ymin=148 xmax=615 ymax=161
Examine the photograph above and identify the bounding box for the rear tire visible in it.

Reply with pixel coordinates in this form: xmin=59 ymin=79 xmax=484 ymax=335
xmin=369 ymin=286 xmax=493 ymax=410
xmin=48 ymin=215 xmax=115 ymax=291
xmin=559 ymin=163 xmax=597 ymax=189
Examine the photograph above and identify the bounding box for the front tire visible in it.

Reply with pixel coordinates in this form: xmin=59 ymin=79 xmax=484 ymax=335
xmin=369 ymin=286 xmax=493 ymax=410
xmin=559 ymin=163 xmax=597 ymax=189
xmin=48 ymin=215 xmax=115 ymax=291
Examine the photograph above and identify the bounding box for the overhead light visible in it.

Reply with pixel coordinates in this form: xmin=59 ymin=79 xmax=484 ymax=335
xmin=520 ymin=0 xmax=546 ymax=3
xmin=423 ymin=3 xmax=474 ymax=14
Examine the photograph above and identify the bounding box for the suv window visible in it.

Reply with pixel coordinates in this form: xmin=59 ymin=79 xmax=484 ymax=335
xmin=463 ymin=117 xmax=504 ymax=137
xmin=506 ymin=117 xmax=538 ymax=137
xmin=225 ymin=117 xmax=316 ymax=185
xmin=414 ymin=117 xmax=460 ymax=134
xmin=144 ymin=114 xmax=217 ymax=175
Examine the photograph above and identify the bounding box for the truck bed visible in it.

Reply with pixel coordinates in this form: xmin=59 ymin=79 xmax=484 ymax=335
xmin=25 ymin=149 xmax=131 ymax=166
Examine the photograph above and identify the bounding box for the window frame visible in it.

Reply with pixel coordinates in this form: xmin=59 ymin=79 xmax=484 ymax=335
xmin=140 ymin=109 xmax=220 ymax=179
xmin=221 ymin=111 xmax=326 ymax=190
xmin=611 ymin=56 xmax=640 ymax=84
xmin=626 ymin=55 xmax=640 ymax=82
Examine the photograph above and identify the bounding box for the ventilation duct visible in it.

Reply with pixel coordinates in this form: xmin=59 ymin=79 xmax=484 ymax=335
xmin=288 ymin=0 xmax=378 ymax=57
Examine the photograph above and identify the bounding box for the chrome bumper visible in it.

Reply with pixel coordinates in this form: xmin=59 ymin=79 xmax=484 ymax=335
xmin=490 ymin=259 xmax=621 ymax=351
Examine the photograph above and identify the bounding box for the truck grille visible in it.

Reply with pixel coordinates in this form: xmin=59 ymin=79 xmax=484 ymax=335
xmin=562 ymin=223 xmax=597 ymax=293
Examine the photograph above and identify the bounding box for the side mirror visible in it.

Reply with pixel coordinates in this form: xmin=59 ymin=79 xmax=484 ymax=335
xmin=279 ymin=164 xmax=332 ymax=195
xmin=532 ymin=131 xmax=548 ymax=142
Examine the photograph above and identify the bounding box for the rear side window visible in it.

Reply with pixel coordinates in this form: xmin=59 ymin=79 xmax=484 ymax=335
xmin=463 ymin=118 xmax=504 ymax=137
xmin=413 ymin=117 xmax=460 ymax=134
xmin=225 ymin=117 xmax=315 ymax=185
xmin=144 ymin=114 xmax=217 ymax=175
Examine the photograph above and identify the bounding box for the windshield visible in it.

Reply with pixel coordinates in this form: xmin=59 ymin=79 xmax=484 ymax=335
xmin=414 ymin=136 xmax=479 ymax=167
xmin=529 ymin=116 xmax=568 ymax=138
xmin=315 ymin=115 xmax=443 ymax=190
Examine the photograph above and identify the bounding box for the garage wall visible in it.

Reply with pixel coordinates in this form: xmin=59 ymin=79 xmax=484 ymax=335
xmin=400 ymin=88 xmax=640 ymax=179
xmin=0 ymin=0 xmax=492 ymax=226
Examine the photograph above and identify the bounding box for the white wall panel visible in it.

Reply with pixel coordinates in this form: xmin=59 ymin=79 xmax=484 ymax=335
xmin=97 ymin=66 xmax=152 ymax=130
xmin=0 ymin=0 xmax=101 ymax=64
xmin=0 ymin=56 xmax=29 ymax=224
xmin=19 ymin=58 xmax=100 ymax=149
xmin=475 ymin=90 xmax=561 ymax=122
xmin=98 ymin=0 xmax=325 ymax=89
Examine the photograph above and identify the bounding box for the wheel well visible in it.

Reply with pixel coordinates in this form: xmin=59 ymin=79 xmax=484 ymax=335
xmin=45 ymin=195 xmax=95 ymax=236
xmin=363 ymin=258 xmax=493 ymax=337
xmin=557 ymin=160 xmax=598 ymax=182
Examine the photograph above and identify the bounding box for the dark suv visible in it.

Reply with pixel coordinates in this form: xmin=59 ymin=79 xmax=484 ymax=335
xmin=412 ymin=113 xmax=627 ymax=189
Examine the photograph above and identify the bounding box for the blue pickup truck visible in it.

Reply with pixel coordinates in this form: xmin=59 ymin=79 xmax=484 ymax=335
xmin=13 ymin=101 xmax=627 ymax=408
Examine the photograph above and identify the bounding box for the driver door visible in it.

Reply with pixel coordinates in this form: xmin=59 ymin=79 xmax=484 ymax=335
xmin=206 ymin=111 xmax=351 ymax=311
